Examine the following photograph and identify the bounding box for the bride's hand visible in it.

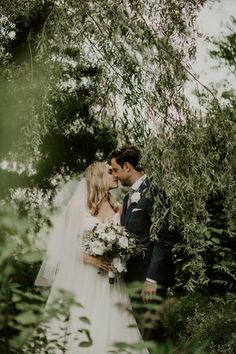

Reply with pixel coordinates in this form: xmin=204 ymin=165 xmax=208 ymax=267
xmin=83 ymin=254 xmax=111 ymax=271
xmin=94 ymin=256 xmax=112 ymax=271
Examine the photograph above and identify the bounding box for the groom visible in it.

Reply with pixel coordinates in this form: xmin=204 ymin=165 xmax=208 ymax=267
xmin=109 ymin=145 xmax=176 ymax=304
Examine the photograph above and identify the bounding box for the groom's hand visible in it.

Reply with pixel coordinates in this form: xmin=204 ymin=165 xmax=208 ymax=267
xmin=141 ymin=279 xmax=157 ymax=303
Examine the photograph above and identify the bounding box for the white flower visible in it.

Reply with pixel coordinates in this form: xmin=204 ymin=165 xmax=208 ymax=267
xmin=112 ymin=258 xmax=126 ymax=273
xmin=96 ymin=223 xmax=105 ymax=232
xmin=99 ymin=232 xmax=108 ymax=241
xmin=59 ymin=78 xmax=77 ymax=92
xmin=131 ymin=191 xmax=141 ymax=204
xmin=8 ymin=31 xmax=16 ymax=40
xmin=105 ymin=230 xmax=117 ymax=242
xmin=118 ymin=236 xmax=129 ymax=249
xmin=90 ymin=240 xmax=104 ymax=255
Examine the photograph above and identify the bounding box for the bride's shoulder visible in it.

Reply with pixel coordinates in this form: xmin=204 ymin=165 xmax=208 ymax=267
xmin=116 ymin=202 xmax=123 ymax=215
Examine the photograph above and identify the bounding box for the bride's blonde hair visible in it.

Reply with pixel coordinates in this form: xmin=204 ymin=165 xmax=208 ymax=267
xmin=85 ymin=161 xmax=118 ymax=216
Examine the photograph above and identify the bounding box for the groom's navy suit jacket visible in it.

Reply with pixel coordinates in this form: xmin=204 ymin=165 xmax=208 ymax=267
xmin=122 ymin=178 xmax=175 ymax=287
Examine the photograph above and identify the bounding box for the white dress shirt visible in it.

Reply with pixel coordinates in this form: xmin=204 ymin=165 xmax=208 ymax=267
xmin=131 ymin=174 xmax=147 ymax=191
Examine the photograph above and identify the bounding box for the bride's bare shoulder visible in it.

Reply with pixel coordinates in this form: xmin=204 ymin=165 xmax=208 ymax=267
xmin=116 ymin=202 xmax=123 ymax=215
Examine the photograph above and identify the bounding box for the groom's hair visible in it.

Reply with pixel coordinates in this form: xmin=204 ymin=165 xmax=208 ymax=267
xmin=108 ymin=145 xmax=143 ymax=171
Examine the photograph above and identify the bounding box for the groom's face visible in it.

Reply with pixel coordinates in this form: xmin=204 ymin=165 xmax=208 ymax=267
xmin=111 ymin=158 xmax=132 ymax=187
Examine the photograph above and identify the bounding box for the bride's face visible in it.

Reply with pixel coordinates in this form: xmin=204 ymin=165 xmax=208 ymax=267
xmin=105 ymin=164 xmax=118 ymax=190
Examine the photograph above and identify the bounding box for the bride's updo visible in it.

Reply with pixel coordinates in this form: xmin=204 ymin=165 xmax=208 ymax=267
xmin=85 ymin=161 xmax=118 ymax=216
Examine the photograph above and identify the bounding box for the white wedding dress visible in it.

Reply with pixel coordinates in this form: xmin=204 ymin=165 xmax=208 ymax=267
xmin=37 ymin=208 xmax=147 ymax=353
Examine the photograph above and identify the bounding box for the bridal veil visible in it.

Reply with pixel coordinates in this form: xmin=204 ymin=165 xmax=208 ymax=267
xmin=34 ymin=178 xmax=88 ymax=287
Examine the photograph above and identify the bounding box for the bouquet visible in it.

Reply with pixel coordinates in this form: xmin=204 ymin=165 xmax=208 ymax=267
xmin=83 ymin=222 xmax=141 ymax=284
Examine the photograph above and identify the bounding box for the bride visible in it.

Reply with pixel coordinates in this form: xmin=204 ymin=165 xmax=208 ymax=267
xmin=35 ymin=161 xmax=147 ymax=353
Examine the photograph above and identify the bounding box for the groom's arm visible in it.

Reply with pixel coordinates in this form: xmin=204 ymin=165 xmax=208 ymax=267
xmin=145 ymin=197 xmax=176 ymax=284
xmin=146 ymin=234 xmax=175 ymax=283
xmin=141 ymin=197 xmax=176 ymax=302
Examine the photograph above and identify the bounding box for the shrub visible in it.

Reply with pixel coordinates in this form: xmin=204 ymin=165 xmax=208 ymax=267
xmin=163 ymin=293 xmax=236 ymax=354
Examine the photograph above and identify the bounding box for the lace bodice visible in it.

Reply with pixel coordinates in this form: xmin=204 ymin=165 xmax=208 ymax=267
xmin=83 ymin=211 xmax=121 ymax=232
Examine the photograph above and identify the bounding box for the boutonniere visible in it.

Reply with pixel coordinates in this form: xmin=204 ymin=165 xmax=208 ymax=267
xmin=131 ymin=191 xmax=141 ymax=204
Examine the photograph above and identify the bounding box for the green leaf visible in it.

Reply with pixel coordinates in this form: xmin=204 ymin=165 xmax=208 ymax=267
xmin=19 ymin=251 xmax=42 ymax=263
xmin=79 ymin=316 xmax=91 ymax=325
xmin=79 ymin=341 xmax=93 ymax=348
xmin=79 ymin=328 xmax=93 ymax=347
xmin=12 ymin=294 xmax=21 ymax=302
xmin=211 ymin=237 xmax=220 ymax=244
xmin=15 ymin=311 xmax=37 ymax=325
xmin=208 ymin=227 xmax=224 ymax=235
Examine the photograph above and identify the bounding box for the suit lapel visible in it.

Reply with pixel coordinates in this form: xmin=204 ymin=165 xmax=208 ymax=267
xmin=125 ymin=203 xmax=135 ymax=226
xmin=138 ymin=177 xmax=149 ymax=194
xmin=124 ymin=178 xmax=149 ymax=226
xmin=122 ymin=194 xmax=135 ymax=227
